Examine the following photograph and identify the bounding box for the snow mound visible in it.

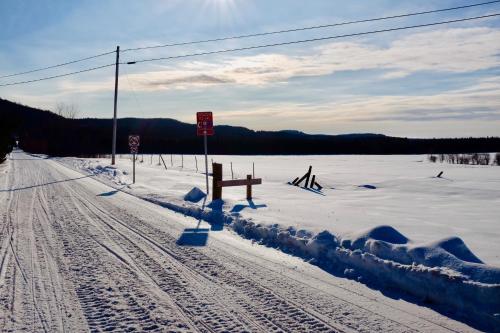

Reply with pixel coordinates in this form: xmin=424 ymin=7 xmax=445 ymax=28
xmin=344 ymin=225 xmax=408 ymax=248
xmin=341 ymin=227 xmax=500 ymax=284
xmin=305 ymin=231 xmax=339 ymax=258
xmin=433 ymin=237 xmax=483 ymax=264
xmin=184 ymin=187 xmax=206 ymax=203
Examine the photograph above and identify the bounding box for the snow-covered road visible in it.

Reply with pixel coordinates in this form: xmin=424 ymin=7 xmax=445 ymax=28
xmin=0 ymin=152 xmax=479 ymax=332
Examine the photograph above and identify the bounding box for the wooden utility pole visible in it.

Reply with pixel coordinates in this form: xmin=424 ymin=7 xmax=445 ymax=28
xmin=111 ymin=45 xmax=120 ymax=165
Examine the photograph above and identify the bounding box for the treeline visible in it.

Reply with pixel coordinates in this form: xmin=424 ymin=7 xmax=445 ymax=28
xmin=428 ymin=153 xmax=500 ymax=166
xmin=0 ymin=109 xmax=17 ymax=163
xmin=1 ymin=98 xmax=500 ymax=157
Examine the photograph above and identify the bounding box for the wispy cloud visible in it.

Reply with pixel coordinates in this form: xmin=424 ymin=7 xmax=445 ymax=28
xmin=48 ymin=26 xmax=500 ymax=95
xmin=122 ymin=27 xmax=500 ymax=90
xmin=209 ymin=77 xmax=500 ymax=124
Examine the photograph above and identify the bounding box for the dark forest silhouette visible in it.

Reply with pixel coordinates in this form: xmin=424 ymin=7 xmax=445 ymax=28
xmin=1 ymin=98 xmax=499 ymax=159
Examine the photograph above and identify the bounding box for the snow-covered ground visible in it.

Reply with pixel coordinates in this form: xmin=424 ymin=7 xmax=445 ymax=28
xmin=60 ymin=153 xmax=500 ymax=266
xmin=56 ymin=153 xmax=500 ymax=330
xmin=2 ymin=150 xmax=486 ymax=332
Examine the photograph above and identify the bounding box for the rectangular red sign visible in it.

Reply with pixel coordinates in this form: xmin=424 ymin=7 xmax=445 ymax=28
xmin=197 ymin=112 xmax=214 ymax=136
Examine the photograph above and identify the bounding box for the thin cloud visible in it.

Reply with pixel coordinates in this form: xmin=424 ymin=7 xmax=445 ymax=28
xmin=211 ymin=77 xmax=500 ymax=124
xmin=124 ymin=27 xmax=500 ymax=90
xmin=49 ymin=26 xmax=500 ymax=93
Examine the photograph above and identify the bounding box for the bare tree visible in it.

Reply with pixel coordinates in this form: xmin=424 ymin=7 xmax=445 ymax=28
xmin=54 ymin=102 xmax=80 ymax=119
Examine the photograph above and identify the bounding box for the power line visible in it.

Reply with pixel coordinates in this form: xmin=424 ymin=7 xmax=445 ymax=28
xmin=1 ymin=13 xmax=498 ymax=87
xmin=0 ymin=64 xmax=115 ymax=87
xmin=121 ymin=0 xmax=500 ymax=52
xmin=1 ymin=1 xmax=498 ymax=83
xmin=124 ymin=13 xmax=500 ymax=65
xmin=0 ymin=50 xmax=115 ymax=79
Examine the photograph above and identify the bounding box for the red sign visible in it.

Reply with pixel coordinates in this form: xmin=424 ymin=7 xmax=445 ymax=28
xmin=197 ymin=112 xmax=214 ymax=136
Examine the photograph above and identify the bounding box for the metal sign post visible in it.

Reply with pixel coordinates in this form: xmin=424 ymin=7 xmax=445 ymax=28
xmin=133 ymin=152 xmax=136 ymax=183
xmin=128 ymin=135 xmax=140 ymax=184
xmin=197 ymin=112 xmax=214 ymax=196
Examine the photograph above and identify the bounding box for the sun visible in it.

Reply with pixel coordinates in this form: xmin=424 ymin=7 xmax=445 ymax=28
xmin=201 ymin=0 xmax=242 ymax=25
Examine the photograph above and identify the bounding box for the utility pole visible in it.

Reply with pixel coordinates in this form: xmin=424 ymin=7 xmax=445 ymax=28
xmin=111 ymin=45 xmax=120 ymax=165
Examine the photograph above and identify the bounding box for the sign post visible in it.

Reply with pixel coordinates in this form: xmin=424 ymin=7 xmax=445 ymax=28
xmin=197 ymin=112 xmax=214 ymax=196
xmin=128 ymin=135 xmax=140 ymax=184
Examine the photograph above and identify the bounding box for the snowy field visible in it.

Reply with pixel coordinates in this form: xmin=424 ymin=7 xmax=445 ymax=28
xmin=60 ymin=154 xmax=500 ymax=266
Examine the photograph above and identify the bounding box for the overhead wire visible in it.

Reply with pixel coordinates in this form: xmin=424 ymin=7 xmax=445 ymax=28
xmin=0 ymin=64 xmax=115 ymax=87
xmin=121 ymin=0 xmax=500 ymax=52
xmin=0 ymin=50 xmax=115 ymax=79
xmin=1 ymin=0 xmax=497 ymax=81
xmin=124 ymin=13 xmax=500 ymax=65
xmin=1 ymin=11 xmax=499 ymax=87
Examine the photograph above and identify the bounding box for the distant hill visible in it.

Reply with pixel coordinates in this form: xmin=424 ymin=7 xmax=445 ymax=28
xmin=1 ymin=98 xmax=499 ymax=156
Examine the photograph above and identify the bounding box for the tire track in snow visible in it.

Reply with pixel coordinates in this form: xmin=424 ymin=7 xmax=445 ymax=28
xmin=49 ymin=180 xmax=195 ymax=332
xmin=63 ymin=181 xmax=349 ymax=332
xmin=63 ymin=181 xmax=283 ymax=333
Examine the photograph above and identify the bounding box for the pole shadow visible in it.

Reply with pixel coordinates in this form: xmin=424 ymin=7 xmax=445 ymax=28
xmin=176 ymin=228 xmax=210 ymax=246
xmin=0 ymin=174 xmax=94 ymax=192
xmin=177 ymin=197 xmax=212 ymax=246
xmin=230 ymin=199 xmax=267 ymax=213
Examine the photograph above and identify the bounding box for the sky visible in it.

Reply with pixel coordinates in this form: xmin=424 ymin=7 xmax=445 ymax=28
xmin=1 ymin=0 xmax=500 ymax=138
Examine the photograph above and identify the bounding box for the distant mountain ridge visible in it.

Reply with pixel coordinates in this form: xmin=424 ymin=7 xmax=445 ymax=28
xmin=1 ymin=98 xmax=499 ymax=156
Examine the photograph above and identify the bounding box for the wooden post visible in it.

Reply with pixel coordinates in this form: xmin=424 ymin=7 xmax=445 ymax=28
xmin=304 ymin=166 xmax=312 ymax=188
xmin=294 ymin=166 xmax=312 ymax=187
xmin=181 ymin=154 xmax=184 ymax=168
xmin=253 ymin=162 xmax=255 ymax=178
xmin=246 ymin=174 xmax=252 ymax=200
xmin=159 ymin=155 xmax=168 ymax=170
xmin=230 ymin=162 xmax=234 ymax=179
xmin=212 ymin=163 xmax=223 ymax=200
xmin=195 ymin=156 xmax=198 ymax=172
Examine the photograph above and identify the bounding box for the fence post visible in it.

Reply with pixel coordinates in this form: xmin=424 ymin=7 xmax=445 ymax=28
xmin=195 ymin=156 xmax=198 ymax=172
xmin=212 ymin=163 xmax=223 ymax=201
xmin=230 ymin=162 xmax=234 ymax=180
xmin=246 ymin=174 xmax=252 ymax=200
